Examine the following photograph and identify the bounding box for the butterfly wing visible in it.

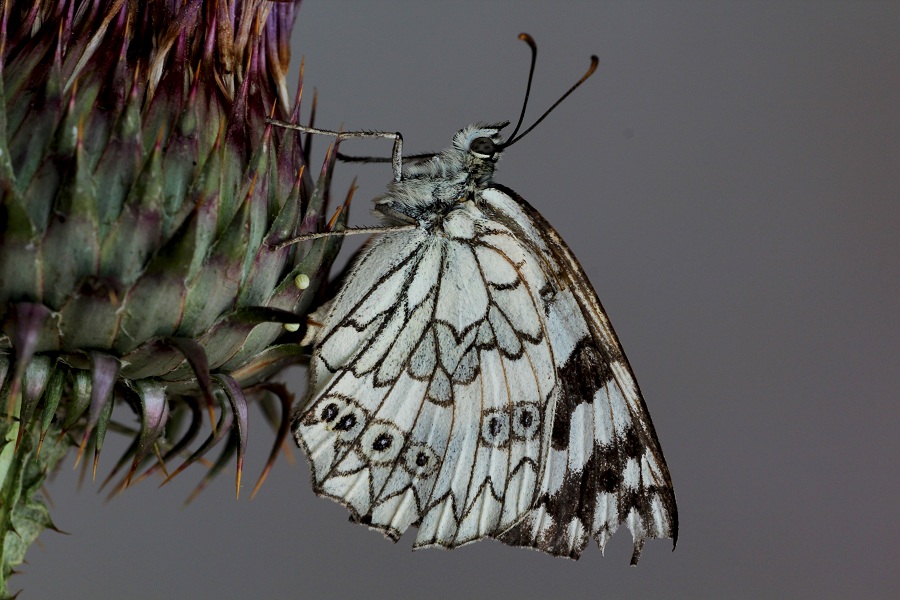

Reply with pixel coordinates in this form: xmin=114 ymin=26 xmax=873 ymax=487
xmin=295 ymin=209 xmax=558 ymax=547
xmin=481 ymin=185 xmax=678 ymax=563
xmin=295 ymin=186 xmax=677 ymax=561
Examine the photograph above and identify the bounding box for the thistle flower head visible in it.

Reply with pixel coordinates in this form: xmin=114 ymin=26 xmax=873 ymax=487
xmin=0 ymin=2 xmax=345 ymax=583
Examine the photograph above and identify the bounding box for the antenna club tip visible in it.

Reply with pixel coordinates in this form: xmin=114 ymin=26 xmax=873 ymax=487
xmin=588 ymin=55 xmax=600 ymax=74
xmin=518 ymin=32 xmax=537 ymax=48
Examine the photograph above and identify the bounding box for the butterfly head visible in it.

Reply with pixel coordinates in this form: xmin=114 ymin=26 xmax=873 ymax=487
xmin=445 ymin=121 xmax=509 ymax=185
xmin=453 ymin=122 xmax=509 ymax=163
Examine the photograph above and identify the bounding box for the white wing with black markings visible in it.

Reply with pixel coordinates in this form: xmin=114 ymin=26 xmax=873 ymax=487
xmin=293 ymin=155 xmax=676 ymax=562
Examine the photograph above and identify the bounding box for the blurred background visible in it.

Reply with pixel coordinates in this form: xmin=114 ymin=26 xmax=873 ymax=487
xmin=23 ymin=1 xmax=899 ymax=598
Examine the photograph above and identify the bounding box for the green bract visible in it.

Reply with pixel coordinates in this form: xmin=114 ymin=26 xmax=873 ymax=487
xmin=0 ymin=0 xmax=342 ymax=590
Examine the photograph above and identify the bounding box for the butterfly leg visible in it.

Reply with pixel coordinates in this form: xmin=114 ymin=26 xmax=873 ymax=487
xmin=266 ymin=118 xmax=404 ymax=182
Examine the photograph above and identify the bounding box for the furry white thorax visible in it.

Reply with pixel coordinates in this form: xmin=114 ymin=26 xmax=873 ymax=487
xmin=373 ymin=124 xmax=506 ymax=226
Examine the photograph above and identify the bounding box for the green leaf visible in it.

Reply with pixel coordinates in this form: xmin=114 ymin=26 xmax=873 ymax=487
xmin=0 ymin=422 xmax=71 ymax=596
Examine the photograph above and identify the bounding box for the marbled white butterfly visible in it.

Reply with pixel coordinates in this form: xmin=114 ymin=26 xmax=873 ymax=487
xmin=269 ymin=34 xmax=677 ymax=563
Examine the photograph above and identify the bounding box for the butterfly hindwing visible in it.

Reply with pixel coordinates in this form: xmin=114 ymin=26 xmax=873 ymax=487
xmin=296 ymin=203 xmax=559 ymax=546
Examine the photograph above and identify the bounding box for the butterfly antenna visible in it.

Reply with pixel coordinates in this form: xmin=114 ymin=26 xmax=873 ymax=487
xmin=504 ymin=47 xmax=599 ymax=148
xmin=506 ymin=33 xmax=539 ymax=143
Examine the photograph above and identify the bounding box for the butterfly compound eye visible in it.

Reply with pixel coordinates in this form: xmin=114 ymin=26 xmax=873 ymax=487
xmin=469 ymin=136 xmax=497 ymax=157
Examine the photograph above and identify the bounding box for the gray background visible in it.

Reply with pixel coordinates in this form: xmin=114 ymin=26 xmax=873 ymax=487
xmin=21 ymin=1 xmax=899 ymax=598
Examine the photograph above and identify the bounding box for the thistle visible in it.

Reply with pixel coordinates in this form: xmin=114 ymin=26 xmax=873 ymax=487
xmin=0 ymin=0 xmax=343 ymax=591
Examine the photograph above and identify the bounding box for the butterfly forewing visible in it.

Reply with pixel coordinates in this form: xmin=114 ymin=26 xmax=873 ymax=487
xmin=483 ymin=185 xmax=678 ymax=562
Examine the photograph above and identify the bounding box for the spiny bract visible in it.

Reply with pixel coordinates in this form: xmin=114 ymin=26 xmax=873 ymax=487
xmin=0 ymin=0 xmax=342 ymax=589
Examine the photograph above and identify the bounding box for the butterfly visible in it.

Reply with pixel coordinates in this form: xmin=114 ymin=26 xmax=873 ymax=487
xmin=270 ymin=34 xmax=677 ymax=563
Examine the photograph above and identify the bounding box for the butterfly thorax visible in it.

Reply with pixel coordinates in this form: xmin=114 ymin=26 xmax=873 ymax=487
xmin=373 ymin=124 xmax=506 ymax=228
